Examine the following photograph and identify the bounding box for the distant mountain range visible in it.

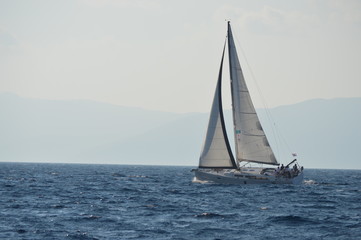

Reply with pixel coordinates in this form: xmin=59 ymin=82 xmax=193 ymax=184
xmin=1 ymin=92 xmax=360 ymax=169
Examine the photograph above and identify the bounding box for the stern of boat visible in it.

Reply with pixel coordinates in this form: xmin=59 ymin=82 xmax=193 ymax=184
xmin=292 ymin=171 xmax=304 ymax=184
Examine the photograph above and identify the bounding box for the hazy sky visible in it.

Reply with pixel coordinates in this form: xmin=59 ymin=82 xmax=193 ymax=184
xmin=1 ymin=0 xmax=360 ymax=113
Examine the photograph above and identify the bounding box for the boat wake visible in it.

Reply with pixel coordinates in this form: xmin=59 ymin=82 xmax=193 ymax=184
xmin=192 ymin=177 xmax=209 ymax=184
xmin=304 ymin=179 xmax=316 ymax=185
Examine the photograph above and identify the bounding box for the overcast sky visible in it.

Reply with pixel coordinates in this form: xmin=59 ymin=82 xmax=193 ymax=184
xmin=1 ymin=0 xmax=360 ymax=113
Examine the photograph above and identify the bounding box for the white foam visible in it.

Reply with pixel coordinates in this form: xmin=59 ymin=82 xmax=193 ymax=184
xmin=192 ymin=177 xmax=209 ymax=184
xmin=304 ymin=179 xmax=316 ymax=185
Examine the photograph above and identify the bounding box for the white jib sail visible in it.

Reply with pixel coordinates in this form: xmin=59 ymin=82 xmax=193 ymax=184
xmin=227 ymin=22 xmax=278 ymax=165
xmin=199 ymin=44 xmax=237 ymax=169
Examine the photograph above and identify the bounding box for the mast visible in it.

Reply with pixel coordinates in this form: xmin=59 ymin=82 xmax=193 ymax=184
xmin=227 ymin=21 xmax=278 ymax=166
xmin=198 ymin=42 xmax=237 ymax=169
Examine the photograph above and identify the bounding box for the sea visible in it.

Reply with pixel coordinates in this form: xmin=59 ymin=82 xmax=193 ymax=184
xmin=0 ymin=162 xmax=360 ymax=240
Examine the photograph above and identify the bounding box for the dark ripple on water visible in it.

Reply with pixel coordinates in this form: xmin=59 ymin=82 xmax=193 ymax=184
xmin=1 ymin=163 xmax=361 ymax=239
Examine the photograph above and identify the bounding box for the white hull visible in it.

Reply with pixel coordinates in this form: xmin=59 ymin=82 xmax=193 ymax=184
xmin=193 ymin=168 xmax=304 ymax=185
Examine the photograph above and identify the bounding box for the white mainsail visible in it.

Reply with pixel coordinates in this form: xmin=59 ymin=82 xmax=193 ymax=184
xmin=227 ymin=22 xmax=278 ymax=165
xmin=199 ymin=44 xmax=237 ymax=169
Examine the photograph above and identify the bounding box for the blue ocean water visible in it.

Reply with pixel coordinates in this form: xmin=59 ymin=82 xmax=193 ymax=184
xmin=0 ymin=163 xmax=360 ymax=239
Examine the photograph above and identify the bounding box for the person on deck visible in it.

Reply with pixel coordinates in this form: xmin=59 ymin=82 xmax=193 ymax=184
xmin=293 ymin=164 xmax=298 ymax=175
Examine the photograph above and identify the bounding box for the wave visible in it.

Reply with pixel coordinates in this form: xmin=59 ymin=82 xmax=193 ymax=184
xmin=269 ymin=215 xmax=317 ymax=225
xmin=82 ymin=214 xmax=102 ymax=220
xmin=194 ymin=212 xmax=223 ymax=218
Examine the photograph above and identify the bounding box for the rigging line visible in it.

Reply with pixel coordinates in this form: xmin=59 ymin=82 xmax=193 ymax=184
xmin=273 ymin=122 xmax=294 ymax=157
xmin=232 ymin=28 xmax=286 ymax=161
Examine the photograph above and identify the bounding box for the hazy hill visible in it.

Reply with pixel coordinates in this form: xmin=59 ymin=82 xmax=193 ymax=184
xmin=258 ymin=98 xmax=361 ymax=169
xmin=0 ymin=93 xmax=181 ymax=163
xmin=1 ymin=92 xmax=360 ymax=169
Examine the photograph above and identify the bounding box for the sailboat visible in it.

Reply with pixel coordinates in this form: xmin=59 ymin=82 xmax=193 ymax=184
xmin=193 ymin=22 xmax=304 ymax=184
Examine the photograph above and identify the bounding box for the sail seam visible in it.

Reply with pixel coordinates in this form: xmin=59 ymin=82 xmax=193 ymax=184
xmin=242 ymin=133 xmax=266 ymax=137
xmin=239 ymin=112 xmax=256 ymax=114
